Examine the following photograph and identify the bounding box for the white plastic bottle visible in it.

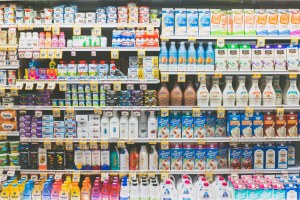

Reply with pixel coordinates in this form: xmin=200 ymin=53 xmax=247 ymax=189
xmin=101 ymin=112 xmax=110 ymax=139
xmin=26 ymin=32 xmax=33 ymax=48
xmin=149 ymin=182 xmax=160 ymax=200
xmin=273 ymin=76 xmax=283 ymax=105
xmin=236 ymin=76 xmax=249 ymax=106
xmin=139 ymin=111 xmax=148 ymax=138
xmin=109 ymin=110 xmax=119 ymax=139
xmin=148 ymin=111 xmax=157 ymax=139
xmin=139 ymin=145 xmax=149 ymax=170
xmin=178 ymin=180 xmax=195 ymax=200
xmin=32 ymin=32 xmax=39 ymax=48
xmin=249 ymin=77 xmax=262 ymax=106
xmin=283 ymin=78 xmax=290 ymax=105
xmin=222 ymin=76 xmax=236 ymax=106
xmin=120 ymin=114 xmax=129 ymax=139
xmin=120 ymin=181 xmax=130 ymax=200
xmin=129 ymin=181 xmax=139 ymax=200
xmin=149 ymin=145 xmax=158 ymax=170
xmin=287 ymin=78 xmax=300 ymax=105
xmin=19 ymin=32 xmax=26 ymax=48
xmin=140 ymin=182 xmax=150 ymax=200
xmin=216 ymin=182 xmax=231 ymax=200
xmin=129 ymin=111 xmax=139 ymax=138
xmin=263 ymin=76 xmax=276 ymax=106
xmin=197 ymin=182 xmax=213 ymax=200
xmin=209 ymin=77 xmax=222 ymax=106
xmin=39 ymin=32 xmax=45 ymax=47
xmin=119 ymin=147 xmax=129 ymax=170
xmin=197 ymin=78 xmax=209 ymax=106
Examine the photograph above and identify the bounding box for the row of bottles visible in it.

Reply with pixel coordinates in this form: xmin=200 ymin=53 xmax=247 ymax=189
xmin=19 ymin=32 xmax=66 ymax=48
xmin=158 ymin=75 xmax=300 ymax=106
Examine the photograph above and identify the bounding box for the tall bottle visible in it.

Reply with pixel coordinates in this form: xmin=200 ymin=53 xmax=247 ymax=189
xmin=39 ymin=32 xmax=45 ymax=47
xmin=139 ymin=111 xmax=148 ymax=138
xmin=187 ymin=42 xmax=197 ymax=71
xmin=184 ymin=79 xmax=196 ymax=106
xmin=249 ymin=77 xmax=262 ymax=106
xmin=149 ymin=145 xmax=158 ymax=170
xmin=273 ymin=76 xmax=283 ymax=105
xmin=32 ymin=183 xmax=42 ymax=200
xmin=101 ymin=112 xmax=110 ymax=139
xmin=129 ymin=147 xmax=139 ymax=170
xmin=236 ymin=76 xmax=249 ymax=106
xmin=159 ymin=42 xmax=168 ymax=70
xmin=210 ymin=77 xmax=222 ymax=106
xmin=19 ymin=32 xmax=26 ymax=47
xmin=109 ymin=110 xmax=120 ymax=139
xmin=51 ymin=182 xmax=61 ymax=200
xmin=148 ymin=111 xmax=157 ymax=139
xmin=283 ymin=78 xmax=290 ymax=105
xmin=91 ymin=183 xmax=101 ymax=200
xmin=205 ymin=42 xmax=215 ymax=70
xmin=197 ymin=42 xmax=205 ymax=70
xmin=140 ymin=182 xmax=150 ymax=200
xmin=26 ymin=32 xmax=33 ymax=48
xmin=222 ymin=76 xmax=235 ymax=106
xmin=168 ymin=41 xmax=178 ymax=70
xmin=70 ymin=182 xmax=80 ymax=200
xmin=158 ymin=82 xmax=170 ymax=106
xmin=263 ymin=76 xmax=276 ymax=106
xmin=101 ymin=181 xmax=110 ymax=200
xmin=120 ymin=113 xmax=129 ymax=139
xmin=178 ymin=41 xmax=187 ymax=71
xmin=80 ymin=181 xmax=90 ymax=200
xmin=32 ymin=32 xmax=39 ymax=48
xmin=22 ymin=182 xmax=32 ymax=200
xmin=42 ymin=182 xmax=51 ymax=200
xmin=110 ymin=146 xmax=119 ymax=170
xmin=110 ymin=183 xmax=120 ymax=200
xmin=59 ymin=32 xmax=66 ymax=47
xmin=119 ymin=147 xmax=129 ymax=170
xmin=10 ymin=184 xmax=21 ymax=200
xmin=197 ymin=76 xmax=209 ymax=107
xmin=129 ymin=111 xmax=139 ymax=138
xmin=139 ymin=145 xmax=149 ymax=170
xmin=52 ymin=35 xmax=59 ymax=47
xmin=45 ymin=32 xmax=52 ymax=48
xmin=287 ymin=78 xmax=300 ymax=105
xmin=120 ymin=181 xmax=130 ymax=200
xmin=170 ymin=79 xmax=183 ymax=106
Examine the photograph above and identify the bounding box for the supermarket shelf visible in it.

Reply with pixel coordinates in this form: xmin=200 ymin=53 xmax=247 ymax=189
xmin=0 ymin=166 xmax=21 ymax=171
xmin=19 ymin=137 xmax=300 ymax=143
xmin=1 ymin=85 xmax=17 ymax=89
xmin=2 ymin=105 xmax=300 ymax=111
xmin=0 ymin=23 xmax=160 ymax=28
xmin=162 ymin=35 xmax=299 ymax=40
xmin=161 ymin=71 xmax=300 ymax=75
xmin=0 ymin=65 xmax=19 ymax=70
xmin=19 ymin=168 xmax=300 ymax=175
xmin=18 ymin=47 xmax=160 ymax=52
xmin=1 ymin=132 xmax=19 ymax=137
xmin=17 ymin=79 xmax=160 ymax=84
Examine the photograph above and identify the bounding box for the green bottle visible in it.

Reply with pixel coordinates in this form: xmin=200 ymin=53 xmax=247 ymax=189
xmin=110 ymin=146 xmax=119 ymax=170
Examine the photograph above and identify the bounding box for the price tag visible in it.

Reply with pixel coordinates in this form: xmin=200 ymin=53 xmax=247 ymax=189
xmin=16 ymin=82 xmax=24 ymax=90
xmin=148 ymin=172 xmax=156 ymax=178
xmin=25 ymin=24 xmax=33 ymax=30
xmin=59 ymin=82 xmax=67 ymax=91
xmin=138 ymin=49 xmax=146 ymax=58
xmin=25 ymin=82 xmax=34 ymax=90
xmin=289 ymin=73 xmax=297 ymax=79
xmin=160 ymin=37 xmax=169 ymax=42
xmin=65 ymin=141 xmax=73 ymax=151
xmin=10 ymin=87 xmax=18 ymax=96
xmin=111 ymin=50 xmax=119 ymax=59
xmin=257 ymin=37 xmax=265 ymax=47
xmin=56 ymin=139 xmax=64 ymax=147
xmin=245 ymin=106 xmax=254 ymax=118
xmin=71 ymin=49 xmax=76 ymax=57
xmin=44 ymin=139 xmax=52 ymax=150
xmin=91 ymin=49 xmax=96 ymax=57
xmin=79 ymin=140 xmax=88 ymax=150
xmin=198 ymin=74 xmax=206 ymax=82
xmin=178 ymin=74 xmax=186 ymax=82
xmin=101 ymin=173 xmax=109 ymax=181
xmin=55 ymin=49 xmax=63 ymax=59
xmin=47 ymin=82 xmax=56 ymax=90
xmin=198 ymin=138 xmax=205 ymax=145
xmin=48 ymin=49 xmax=55 ymax=59
xmin=93 ymin=27 xmax=102 ymax=36
xmin=230 ymin=137 xmax=238 ymax=145
xmin=73 ymin=173 xmax=80 ymax=182
xmin=73 ymin=26 xmax=81 ymax=36
xmin=217 ymin=106 xmax=225 ymax=119
xmin=90 ymin=140 xmax=98 ymax=149
xmin=7 ymin=170 xmax=15 ymax=177
xmin=161 ymin=140 xmax=169 ymax=150
xmin=90 ymin=82 xmax=98 ymax=92
xmin=100 ymin=140 xmax=109 ymax=149
xmin=0 ymin=132 xmax=7 ymax=140
xmin=277 ymin=107 xmax=284 ymax=118
xmin=94 ymin=107 xmax=102 ymax=115
xmin=129 ymin=172 xmax=137 ymax=180
xmin=35 ymin=110 xmax=43 ymax=118
xmin=214 ymin=73 xmax=222 ymax=79
xmin=231 ymin=173 xmax=239 ymax=180
xmin=52 ymin=108 xmax=61 ymax=118
xmin=54 ymin=173 xmax=63 ymax=180
xmin=0 ymin=87 xmax=5 ymax=97
xmin=146 ymin=25 xmax=154 ymax=35
xmin=140 ymin=84 xmax=147 ymax=90
xmin=31 ymin=174 xmax=38 ymax=181
xmin=137 ymin=68 xmax=144 ymax=80
xmin=36 ymin=83 xmax=45 ymax=90
xmin=66 ymin=107 xmax=75 ymax=118
xmin=18 ymin=24 xmax=25 ymax=30
xmin=205 ymin=170 xmax=213 ymax=182
xmin=149 ymin=140 xmax=157 ymax=145
xmin=113 ymin=82 xmax=121 ymax=91
xmin=52 ymin=26 xmax=60 ymax=35
xmin=188 ymin=36 xmax=196 ymax=42
xmin=127 ymin=139 xmax=135 ymax=144
xmin=117 ymin=141 xmax=126 ymax=148
xmin=161 ymin=73 xmax=169 ymax=82
xmin=192 ymin=107 xmax=201 ymax=117
xmin=44 ymin=25 xmax=52 ymax=31
xmin=126 ymin=84 xmax=134 ymax=90
xmin=291 ymin=38 xmax=299 ymax=46
xmin=217 ymin=38 xmax=225 ymax=47
xmin=103 ymin=84 xmax=111 ymax=90
xmin=32 ymin=51 xmax=40 ymax=59
xmin=252 ymin=73 xmax=261 ymax=79
xmin=39 ymin=49 xmax=48 ymax=59
xmin=161 ymin=172 xmax=169 ymax=180
xmin=160 ymin=108 xmax=169 ymax=117
xmin=152 ymin=68 xmax=160 ymax=79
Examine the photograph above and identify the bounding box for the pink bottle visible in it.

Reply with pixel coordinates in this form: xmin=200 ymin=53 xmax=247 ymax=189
xmin=39 ymin=32 xmax=45 ymax=47
xmin=91 ymin=183 xmax=101 ymax=200
xmin=59 ymin=32 xmax=66 ymax=47
xmin=50 ymin=182 xmax=61 ymax=200
xmin=52 ymin=35 xmax=59 ymax=47
xmin=100 ymin=181 xmax=110 ymax=200
xmin=109 ymin=183 xmax=119 ymax=200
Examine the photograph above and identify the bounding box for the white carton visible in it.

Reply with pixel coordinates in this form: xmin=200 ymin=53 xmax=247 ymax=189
xmin=274 ymin=44 xmax=287 ymax=71
xmin=175 ymin=8 xmax=187 ymax=35
xmin=263 ymin=45 xmax=275 ymax=71
xmin=215 ymin=46 xmax=228 ymax=71
xmin=186 ymin=9 xmax=198 ymax=35
xmin=251 ymin=45 xmax=264 ymax=71
xmin=266 ymin=9 xmax=279 ymax=35
xmin=198 ymin=9 xmax=211 ymax=36
xmin=162 ymin=8 xmax=175 ymax=36
xmin=287 ymin=45 xmax=299 ymax=71
xmin=278 ymin=9 xmax=291 ymax=35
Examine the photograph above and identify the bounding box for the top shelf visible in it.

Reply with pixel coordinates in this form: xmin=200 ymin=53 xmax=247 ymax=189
xmin=161 ymin=35 xmax=300 ymax=40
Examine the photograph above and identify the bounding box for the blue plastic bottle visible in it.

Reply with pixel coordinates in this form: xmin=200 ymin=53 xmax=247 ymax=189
xmin=42 ymin=182 xmax=51 ymax=200
xmin=197 ymin=42 xmax=205 ymax=70
xmin=205 ymin=42 xmax=215 ymax=71
xmin=159 ymin=41 xmax=169 ymax=70
xmin=178 ymin=41 xmax=187 ymax=71
xmin=168 ymin=41 xmax=178 ymax=70
xmin=187 ymin=42 xmax=196 ymax=71
xmin=22 ymin=182 xmax=32 ymax=200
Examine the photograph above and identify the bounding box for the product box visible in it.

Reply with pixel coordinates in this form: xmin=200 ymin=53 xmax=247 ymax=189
xmin=278 ymin=9 xmax=290 ymax=35
xmin=287 ymin=142 xmax=296 ymax=166
xmin=198 ymin=9 xmax=211 ymax=36
xmin=253 ymin=112 xmax=264 ymax=137
xmin=277 ymin=143 xmax=288 ymax=169
xmin=287 ymin=112 xmax=298 ymax=137
xmin=241 ymin=144 xmax=253 ymax=169
xmin=229 ymin=9 xmax=244 ymax=35
xmin=251 ymin=45 xmax=264 ymax=71
xmin=210 ymin=9 xmax=222 ymax=35
xmin=274 ymin=44 xmax=287 ymax=70
xmin=92 ymin=150 xmax=101 ymax=170
xmin=244 ymin=9 xmax=256 ymax=35
xmin=256 ymin=9 xmax=268 ymax=35
xmin=162 ymin=8 xmax=174 ymax=36
xmin=227 ymin=44 xmax=240 ymax=71
xmin=228 ymin=113 xmax=240 ymax=138
xmin=241 ymin=113 xmax=252 ymax=138
xmin=253 ymin=143 xmax=264 ymax=169
xmin=289 ymin=9 xmax=300 ymax=35
xmin=182 ymin=112 xmax=193 ymax=138
xmin=216 ymin=118 xmax=226 ymax=137
xmin=186 ymin=9 xmax=198 ymax=35
xmin=265 ymin=143 xmax=276 ymax=169
xmin=38 ymin=148 xmax=47 ymax=170
xmin=264 ymin=113 xmax=275 ymax=137
xmin=183 ymin=144 xmax=195 ymax=170
xmin=239 ymin=44 xmax=252 ymax=71
xmin=171 ymin=143 xmax=182 ymax=170
xmin=194 ymin=115 xmax=206 ymax=138
xmin=169 ymin=111 xmax=182 ymax=138
xmin=194 ymin=144 xmax=206 ymax=170
xmin=158 ymin=115 xmax=170 ymax=138
xmin=74 ymin=150 xmax=84 ymax=170
xmin=266 ymin=9 xmax=279 ymax=35
xmin=206 ymin=143 xmax=218 ymax=170
xmin=205 ymin=112 xmax=216 ymax=137
xmin=263 ymin=45 xmax=275 ymax=71
xmin=215 ymin=46 xmax=227 ymax=71
xmin=159 ymin=147 xmax=171 ymax=170
xmin=217 ymin=143 xmax=228 ymax=169
xmin=174 ymin=9 xmax=187 ymax=35
xmin=221 ymin=10 xmax=228 ymax=35
xmin=286 ymin=45 xmax=299 ymax=71
xmin=276 ymin=114 xmax=287 ymax=137
xmin=83 ymin=150 xmax=92 ymax=170
xmin=230 ymin=145 xmax=242 ymax=169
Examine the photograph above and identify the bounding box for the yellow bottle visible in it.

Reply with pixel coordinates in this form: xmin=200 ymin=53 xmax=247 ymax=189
xmin=59 ymin=183 xmax=70 ymax=200
xmin=1 ymin=183 xmax=10 ymax=200
xmin=9 ymin=184 xmax=20 ymax=200
xmin=70 ymin=182 xmax=80 ymax=200
xmin=32 ymin=183 xmax=42 ymax=200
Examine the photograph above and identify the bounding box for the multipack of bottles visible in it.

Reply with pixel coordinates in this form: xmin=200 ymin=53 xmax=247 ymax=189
xmin=18 ymin=32 xmax=66 ymax=48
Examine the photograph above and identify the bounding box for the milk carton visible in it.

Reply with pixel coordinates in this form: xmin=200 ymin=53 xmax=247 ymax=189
xmin=162 ymin=8 xmax=175 ymax=36
xmin=159 ymin=145 xmax=171 ymax=170
xmin=287 ymin=45 xmax=299 ymax=71
xmin=198 ymin=9 xmax=210 ymax=36
xmin=205 ymin=112 xmax=216 ymax=137
xmin=195 ymin=144 xmax=206 ymax=170
xmin=266 ymin=9 xmax=279 ymax=35
xmin=186 ymin=9 xmax=198 ymax=35
xmin=169 ymin=111 xmax=182 ymax=138
xmin=241 ymin=144 xmax=253 ymax=169
xmin=210 ymin=9 xmax=222 ymax=35
xmin=194 ymin=114 xmax=206 ymax=138
xmin=221 ymin=10 xmax=228 ymax=35
xmin=228 ymin=113 xmax=240 ymax=138
xmin=277 ymin=143 xmax=288 ymax=169
xmin=183 ymin=143 xmax=195 ymax=170
xmin=289 ymin=9 xmax=300 ymax=35
xmin=274 ymin=44 xmax=287 ymax=71
xmin=158 ymin=114 xmax=170 ymax=138
xmin=175 ymin=9 xmax=187 ymax=35
xmin=241 ymin=113 xmax=252 ymax=138
xmin=287 ymin=142 xmax=296 ymax=166
xmin=263 ymin=45 xmax=275 ymax=71
xmin=256 ymin=9 xmax=268 ymax=35
xmin=265 ymin=143 xmax=276 ymax=169
xmin=253 ymin=112 xmax=264 ymax=137
xmin=215 ymin=46 xmax=228 ymax=71
xmin=253 ymin=143 xmax=264 ymax=169
xmin=230 ymin=145 xmax=242 ymax=169
xmin=206 ymin=143 xmax=218 ymax=170
xmin=171 ymin=143 xmax=182 ymax=170
xmin=217 ymin=143 xmax=228 ymax=169
xmin=239 ymin=44 xmax=252 ymax=71
xmin=278 ymin=9 xmax=290 ymax=35
xmin=227 ymin=44 xmax=240 ymax=71
xmin=244 ymin=9 xmax=256 ymax=35
xmin=216 ymin=118 xmax=226 ymax=137
xmin=182 ymin=112 xmax=194 ymax=138
xmin=251 ymin=45 xmax=264 ymax=71
xmin=228 ymin=9 xmax=244 ymax=35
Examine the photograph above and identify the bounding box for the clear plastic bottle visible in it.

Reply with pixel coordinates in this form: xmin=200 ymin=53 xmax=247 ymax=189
xmin=209 ymin=77 xmax=222 ymax=106
xmin=149 ymin=145 xmax=158 ymax=170
xmin=184 ymin=79 xmax=197 ymax=106
xmin=140 ymin=182 xmax=150 ymax=200
xmin=236 ymin=76 xmax=249 ymax=106
xmin=109 ymin=110 xmax=120 ymax=139
xmin=120 ymin=181 xmax=130 ymax=200
xmin=198 ymin=182 xmax=213 ymax=200
xmin=263 ymin=76 xmax=276 ymax=106
xmin=169 ymin=41 xmax=178 ymax=70
xmin=197 ymin=42 xmax=205 ymax=70
xmin=216 ymin=182 xmax=231 ymax=200
xmin=283 ymin=78 xmax=290 ymax=105
xmin=249 ymin=77 xmax=262 ymax=106
xmin=187 ymin=42 xmax=197 ymax=71
xmin=178 ymin=41 xmax=187 ymax=71
xmin=39 ymin=32 xmax=45 ymax=48
xmin=119 ymin=147 xmax=129 ymax=170
xmin=45 ymin=32 xmax=52 ymax=48
xmin=205 ymin=42 xmax=215 ymax=70
xmin=159 ymin=41 xmax=168 ymax=70
xmin=101 ymin=112 xmax=110 ymax=139
xmin=287 ymin=78 xmax=300 ymax=105
xmin=273 ymin=76 xmax=283 ymax=105
xmin=223 ymin=76 xmax=236 ymax=106
xmin=129 ymin=181 xmax=139 ymax=200
xmin=51 ymin=35 xmax=59 ymax=47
